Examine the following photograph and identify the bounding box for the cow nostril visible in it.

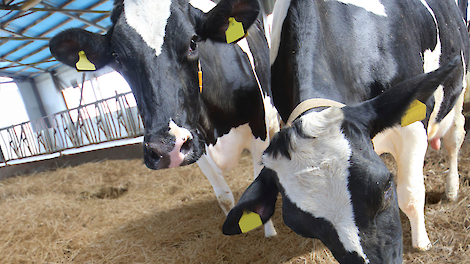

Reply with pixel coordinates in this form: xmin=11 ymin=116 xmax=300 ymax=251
xmin=181 ymin=137 xmax=192 ymax=154
xmin=145 ymin=142 xmax=163 ymax=161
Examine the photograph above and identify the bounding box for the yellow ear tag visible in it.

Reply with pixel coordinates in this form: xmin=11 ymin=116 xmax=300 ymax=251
xmin=226 ymin=17 xmax=246 ymax=43
xmin=76 ymin=50 xmax=96 ymax=71
xmin=238 ymin=211 xmax=263 ymax=233
xmin=401 ymin=100 xmax=426 ymax=127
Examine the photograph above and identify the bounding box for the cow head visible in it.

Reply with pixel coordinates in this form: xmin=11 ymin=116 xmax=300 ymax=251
xmin=49 ymin=0 xmax=260 ymax=169
xmin=223 ymin=57 xmax=460 ymax=264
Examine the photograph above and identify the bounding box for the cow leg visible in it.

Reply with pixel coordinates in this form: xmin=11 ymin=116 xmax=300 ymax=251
xmin=205 ymin=122 xmax=278 ymax=237
xmin=197 ymin=154 xmax=234 ymax=215
xmin=203 ymin=125 xmax=252 ymax=215
xmin=442 ymin=94 xmax=466 ymax=201
xmin=373 ymin=122 xmax=431 ymax=250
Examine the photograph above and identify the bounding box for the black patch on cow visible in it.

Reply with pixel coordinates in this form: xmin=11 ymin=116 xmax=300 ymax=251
xmin=111 ymin=0 xmax=123 ymax=24
xmin=263 ymin=119 xmax=312 ymax=160
xmin=245 ymin=20 xmax=271 ymax=97
xmin=264 ymin=128 xmax=293 ymax=160
xmin=196 ymin=30 xmax=268 ymax=143
xmin=280 ymin=189 xmax=368 ymax=264
xmin=340 ymin=117 xmax=404 ymax=264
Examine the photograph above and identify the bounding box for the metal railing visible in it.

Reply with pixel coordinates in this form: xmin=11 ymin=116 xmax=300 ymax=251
xmin=0 ymin=92 xmax=144 ymax=163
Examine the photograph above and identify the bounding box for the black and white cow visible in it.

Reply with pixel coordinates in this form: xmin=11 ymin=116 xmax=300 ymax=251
xmin=223 ymin=0 xmax=468 ymax=263
xmin=49 ymin=0 xmax=278 ymax=236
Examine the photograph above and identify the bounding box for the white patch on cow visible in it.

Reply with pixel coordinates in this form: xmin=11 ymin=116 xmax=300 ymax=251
xmin=270 ymin=0 xmax=292 ymax=64
xmin=262 ymin=107 xmax=368 ymax=262
xmin=421 ymin=0 xmax=441 ymax=74
xmin=189 ymin=0 xmax=216 ymax=12
xmin=264 ymin=14 xmax=273 ymax=48
xmin=420 ymin=0 xmax=444 ymax=140
xmin=428 ymin=53 xmax=466 ymax=142
xmin=168 ymin=119 xmax=193 ymax=168
xmin=206 ymin=124 xmax=253 ymax=172
xmin=331 ymin=0 xmax=387 ymax=17
xmin=237 ymin=38 xmax=266 ymax=101
xmin=124 ymin=0 xmax=172 ymax=56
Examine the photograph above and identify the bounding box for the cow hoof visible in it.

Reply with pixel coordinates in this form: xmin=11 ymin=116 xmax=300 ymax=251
xmin=445 ymin=180 xmax=459 ymax=201
xmin=264 ymin=229 xmax=277 ymax=238
xmin=446 ymin=192 xmax=458 ymax=202
xmin=264 ymin=220 xmax=277 ymax=237
xmin=414 ymin=241 xmax=432 ymax=251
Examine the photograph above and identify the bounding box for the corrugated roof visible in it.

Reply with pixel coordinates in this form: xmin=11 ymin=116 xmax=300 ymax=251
xmin=0 ymin=0 xmax=113 ymax=79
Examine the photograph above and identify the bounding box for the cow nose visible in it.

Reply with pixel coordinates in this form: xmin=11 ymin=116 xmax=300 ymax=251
xmin=144 ymin=141 xmax=169 ymax=168
xmin=145 ymin=142 xmax=165 ymax=160
xmin=144 ymin=132 xmax=194 ymax=169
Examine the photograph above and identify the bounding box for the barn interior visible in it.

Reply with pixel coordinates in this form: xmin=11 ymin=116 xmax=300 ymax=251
xmin=0 ymin=0 xmax=469 ymax=263
xmin=0 ymin=0 xmax=145 ymax=178
xmin=0 ymin=0 xmax=277 ymax=178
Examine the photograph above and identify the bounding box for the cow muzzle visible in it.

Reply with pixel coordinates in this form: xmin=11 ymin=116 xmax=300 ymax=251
xmin=143 ymin=120 xmax=203 ymax=170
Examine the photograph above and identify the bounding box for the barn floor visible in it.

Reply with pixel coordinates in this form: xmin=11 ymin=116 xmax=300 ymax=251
xmin=0 ymin=140 xmax=469 ymax=263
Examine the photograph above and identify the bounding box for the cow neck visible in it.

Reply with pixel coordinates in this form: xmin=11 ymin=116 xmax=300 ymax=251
xmin=284 ymin=99 xmax=345 ymax=127
xmin=197 ymin=39 xmax=261 ymax=96
xmin=236 ymin=38 xmax=264 ymax=98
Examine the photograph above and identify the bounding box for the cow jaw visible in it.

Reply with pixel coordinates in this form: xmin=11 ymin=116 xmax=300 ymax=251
xmin=263 ymin=107 xmax=369 ymax=263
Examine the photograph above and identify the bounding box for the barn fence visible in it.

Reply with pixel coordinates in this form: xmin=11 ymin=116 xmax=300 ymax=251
xmin=0 ymin=92 xmax=144 ymax=163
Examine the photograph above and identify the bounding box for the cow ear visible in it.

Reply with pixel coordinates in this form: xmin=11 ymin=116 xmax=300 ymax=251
xmin=342 ymin=56 xmax=461 ymax=138
xmin=49 ymin=28 xmax=112 ymax=71
xmin=196 ymin=0 xmax=260 ymax=43
xmin=222 ymin=167 xmax=279 ymax=235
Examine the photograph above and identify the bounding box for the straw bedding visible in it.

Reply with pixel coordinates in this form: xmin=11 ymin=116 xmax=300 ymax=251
xmin=0 ymin=141 xmax=469 ymax=263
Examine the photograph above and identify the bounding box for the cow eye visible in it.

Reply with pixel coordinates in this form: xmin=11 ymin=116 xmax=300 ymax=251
xmin=188 ymin=35 xmax=200 ymax=59
xmin=190 ymin=38 xmax=197 ymax=52
xmin=112 ymin=52 xmax=121 ymax=65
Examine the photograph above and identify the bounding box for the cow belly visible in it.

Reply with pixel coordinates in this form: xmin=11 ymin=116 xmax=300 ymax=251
xmin=206 ymin=124 xmax=254 ymax=172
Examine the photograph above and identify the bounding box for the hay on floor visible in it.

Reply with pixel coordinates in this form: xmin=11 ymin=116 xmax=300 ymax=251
xmin=0 ymin=142 xmax=469 ymax=263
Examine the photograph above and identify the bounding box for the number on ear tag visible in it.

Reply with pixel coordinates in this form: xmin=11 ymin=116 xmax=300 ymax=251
xmin=226 ymin=17 xmax=246 ymax=43
xmin=401 ymin=100 xmax=426 ymax=127
xmin=239 ymin=211 xmax=262 ymax=233
xmin=76 ymin=50 xmax=96 ymax=71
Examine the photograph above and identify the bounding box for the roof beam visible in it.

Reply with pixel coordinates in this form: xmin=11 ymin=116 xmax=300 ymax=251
xmin=0 ymin=0 xmax=111 ymax=78
xmin=0 ymin=36 xmax=50 ymax=40
xmin=0 ymin=15 xmax=108 ymax=65
xmin=1 ymin=58 xmax=48 ymax=73
xmin=40 ymin=2 xmax=108 ymax=31
xmin=0 ymin=5 xmax=110 ymax=14
xmin=0 ymin=0 xmax=75 ymax=57
xmin=0 ymin=70 xmax=32 ymax=79
xmin=0 ymin=27 xmax=23 ymax=37
xmin=17 ymin=0 xmax=108 ymax=35
xmin=0 ymin=59 xmax=56 ymax=70
xmin=19 ymin=0 xmax=42 ymax=10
